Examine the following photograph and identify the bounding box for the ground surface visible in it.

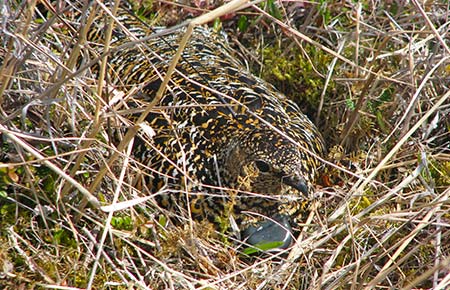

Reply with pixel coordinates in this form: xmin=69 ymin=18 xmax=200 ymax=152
xmin=0 ymin=0 xmax=449 ymax=289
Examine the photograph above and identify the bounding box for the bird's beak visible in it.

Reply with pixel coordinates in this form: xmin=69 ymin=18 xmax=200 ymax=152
xmin=281 ymin=175 xmax=308 ymax=195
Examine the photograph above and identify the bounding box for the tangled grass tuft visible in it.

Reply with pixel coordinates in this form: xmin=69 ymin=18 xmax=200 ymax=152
xmin=1 ymin=0 xmax=449 ymax=289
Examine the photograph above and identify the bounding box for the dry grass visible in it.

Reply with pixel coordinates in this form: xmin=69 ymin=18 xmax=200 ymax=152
xmin=1 ymin=0 xmax=449 ymax=289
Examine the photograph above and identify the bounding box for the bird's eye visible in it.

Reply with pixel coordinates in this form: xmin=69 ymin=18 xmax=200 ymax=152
xmin=255 ymin=160 xmax=270 ymax=172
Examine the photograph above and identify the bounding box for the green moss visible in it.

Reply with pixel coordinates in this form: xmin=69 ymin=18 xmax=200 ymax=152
xmin=262 ymin=0 xmax=282 ymax=20
xmin=131 ymin=0 xmax=156 ymax=21
xmin=111 ymin=215 xmax=134 ymax=231
xmin=318 ymin=0 xmax=332 ymax=24
xmin=429 ymin=160 xmax=450 ymax=190
xmin=261 ymin=43 xmax=334 ymax=112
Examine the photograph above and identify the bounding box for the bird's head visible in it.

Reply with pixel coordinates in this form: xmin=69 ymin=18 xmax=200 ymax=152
xmin=220 ymin=126 xmax=318 ymax=216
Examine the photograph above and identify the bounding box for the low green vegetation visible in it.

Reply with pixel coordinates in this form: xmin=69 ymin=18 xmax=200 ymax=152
xmin=0 ymin=0 xmax=448 ymax=289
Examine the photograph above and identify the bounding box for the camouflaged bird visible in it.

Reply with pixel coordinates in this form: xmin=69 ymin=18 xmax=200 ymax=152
xmin=86 ymin=6 xmax=325 ymax=246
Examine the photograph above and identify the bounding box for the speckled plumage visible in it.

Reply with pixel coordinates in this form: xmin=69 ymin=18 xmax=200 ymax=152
xmin=88 ymin=7 xmax=325 ymax=227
